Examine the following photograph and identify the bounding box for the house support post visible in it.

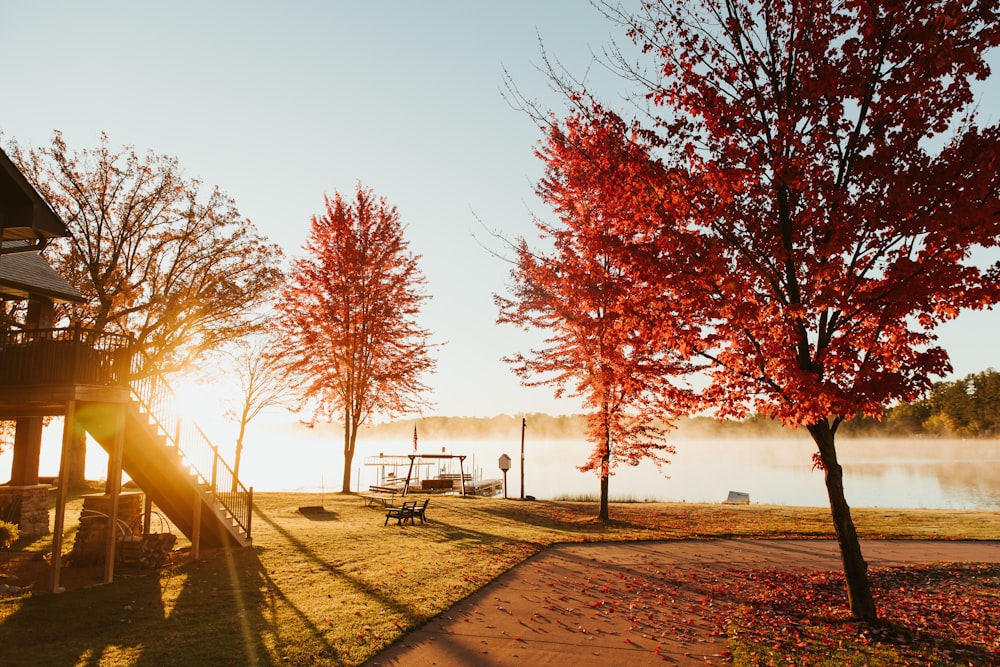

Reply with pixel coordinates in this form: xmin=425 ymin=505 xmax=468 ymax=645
xmin=143 ymin=494 xmax=153 ymax=535
xmin=103 ymin=404 xmax=126 ymax=584
xmin=9 ymin=417 xmax=44 ymax=486
xmin=50 ymin=400 xmax=76 ymax=593
xmin=191 ymin=490 xmax=202 ymax=561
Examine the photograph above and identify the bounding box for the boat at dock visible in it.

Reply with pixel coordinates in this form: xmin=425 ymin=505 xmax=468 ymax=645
xmin=363 ymin=451 xmax=503 ymax=497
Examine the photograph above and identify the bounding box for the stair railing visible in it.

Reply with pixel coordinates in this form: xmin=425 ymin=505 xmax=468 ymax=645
xmin=128 ymin=349 xmax=253 ymax=542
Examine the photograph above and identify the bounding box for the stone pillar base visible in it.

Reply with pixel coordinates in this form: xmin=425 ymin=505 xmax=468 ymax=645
xmin=69 ymin=492 xmax=144 ymax=567
xmin=0 ymin=485 xmax=51 ymax=536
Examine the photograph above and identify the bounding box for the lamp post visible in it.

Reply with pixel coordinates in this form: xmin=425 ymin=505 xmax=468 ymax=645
xmin=520 ymin=417 xmax=526 ymax=500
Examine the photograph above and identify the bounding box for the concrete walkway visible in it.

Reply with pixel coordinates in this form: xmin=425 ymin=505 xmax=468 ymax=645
xmin=364 ymin=539 xmax=1000 ymax=667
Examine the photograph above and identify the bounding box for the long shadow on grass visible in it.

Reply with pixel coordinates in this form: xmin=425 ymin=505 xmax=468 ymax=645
xmin=132 ymin=545 xmax=272 ymax=666
xmin=401 ymin=516 xmax=547 ymax=557
xmin=380 ymin=498 xmax=558 ymax=552
xmin=252 ymin=504 xmax=440 ymax=646
xmin=253 ymin=499 xmax=546 ymax=663
xmin=0 ymin=547 xmax=272 ymax=667
xmin=253 ymin=502 xmax=539 ymax=593
xmin=402 ymin=515 xmax=540 ymax=546
xmin=0 ymin=565 xmax=166 ymax=666
xmin=462 ymin=499 xmax=651 ymax=535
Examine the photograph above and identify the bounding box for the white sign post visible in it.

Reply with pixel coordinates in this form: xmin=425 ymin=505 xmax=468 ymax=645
xmin=499 ymin=454 xmax=512 ymax=499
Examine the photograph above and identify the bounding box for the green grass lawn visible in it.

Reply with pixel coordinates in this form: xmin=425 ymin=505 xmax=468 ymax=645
xmin=1 ymin=491 xmax=998 ymax=666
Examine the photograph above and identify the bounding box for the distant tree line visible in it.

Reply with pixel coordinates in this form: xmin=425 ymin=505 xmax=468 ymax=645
xmin=359 ymin=370 xmax=1000 ymax=443
xmin=686 ymin=370 xmax=1000 ymax=439
xmin=842 ymin=369 xmax=1000 ymax=438
xmin=359 ymin=413 xmax=588 ymax=443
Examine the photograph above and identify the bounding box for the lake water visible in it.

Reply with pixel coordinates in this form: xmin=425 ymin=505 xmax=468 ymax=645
xmin=232 ymin=429 xmax=1000 ymax=510
xmin=7 ymin=426 xmax=1000 ymax=510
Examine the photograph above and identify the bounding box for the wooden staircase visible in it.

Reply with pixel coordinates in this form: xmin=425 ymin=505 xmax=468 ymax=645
xmin=74 ymin=400 xmax=251 ymax=548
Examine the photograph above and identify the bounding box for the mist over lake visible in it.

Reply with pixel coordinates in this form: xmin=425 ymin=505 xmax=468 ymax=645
xmin=232 ymin=428 xmax=1000 ymax=510
xmin=9 ymin=424 xmax=997 ymax=510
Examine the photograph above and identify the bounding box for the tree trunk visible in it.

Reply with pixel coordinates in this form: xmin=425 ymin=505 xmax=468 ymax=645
xmin=10 ymin=417 xmax=44 ymax=485
xmin=598 ymin=438 xmax=610 ymax=522
xmin=599 ymin=400 xmax=611 ymax=522
xmin=598 ymin=399 xmax=611 ymax=523
xmin=599 ymin=457 xmax=610 ymax=522
xmin=232 ymin=430 xmax=245 ymax=493
xmin=232 ymin=405 xmax=250 ymax=493
xmin=342 ymin=410 xmax=357 ymax=494
xmin=807 ymin=420 xmax=878 ymax=622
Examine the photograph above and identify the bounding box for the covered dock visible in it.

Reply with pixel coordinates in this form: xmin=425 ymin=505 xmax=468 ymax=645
xmin=363 ymin=452 xmax=469 ymax=496
xmin=402 ymin=453 xmax=468 ymax=496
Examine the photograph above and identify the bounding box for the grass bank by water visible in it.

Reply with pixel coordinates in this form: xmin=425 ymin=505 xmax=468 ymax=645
xmin=1 ymin=491 xmax=998 ymax=665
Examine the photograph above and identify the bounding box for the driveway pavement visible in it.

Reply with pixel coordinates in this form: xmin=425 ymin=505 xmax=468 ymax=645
xmin=363 ymin=539 xmax=1000 ymax=667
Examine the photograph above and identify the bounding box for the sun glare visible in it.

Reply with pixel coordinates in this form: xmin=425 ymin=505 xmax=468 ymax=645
xmin=169 ymin=375 xmax=235 ymax=445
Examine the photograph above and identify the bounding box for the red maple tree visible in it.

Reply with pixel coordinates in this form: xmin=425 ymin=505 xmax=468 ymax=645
xmin=276 ymin=185 xmax=436 ymax=493
xmin=531 ymin=0 xmax=1000 ymax=621
xmin=497 ymin=115 xmax=699 ymax=521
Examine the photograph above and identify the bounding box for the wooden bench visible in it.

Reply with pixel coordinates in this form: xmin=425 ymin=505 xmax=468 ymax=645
xmin=361 ymin=485 xmax=401 ymax=508
xmin=384 ymin=500 xmax=418 ymax=526
xmin=412 ymin=498 xmax=430 ymax=524
xmin=382 ymin=498 xmax=430 ymax=527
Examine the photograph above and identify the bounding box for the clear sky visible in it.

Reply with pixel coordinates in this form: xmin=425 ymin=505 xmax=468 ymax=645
xmin=2 ymin=1 xmax=998 ymax=419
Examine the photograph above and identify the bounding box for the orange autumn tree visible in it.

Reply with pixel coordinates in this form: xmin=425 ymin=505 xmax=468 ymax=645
xmin=537 ymin=0 xmax=1000 ymax=621
xmin=7 ymin=132 xmax=283 ymax=375
xmin=276 ymin=185 xmax=436 ymax=493
xmin=497 ymin=117 xmax=699 ymax=522
xmin=7 ymin=131 xmax=283 ymax=487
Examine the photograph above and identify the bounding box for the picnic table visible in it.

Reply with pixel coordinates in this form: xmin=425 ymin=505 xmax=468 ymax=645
xmin=361 ymin=485 xmax=401 ymax=508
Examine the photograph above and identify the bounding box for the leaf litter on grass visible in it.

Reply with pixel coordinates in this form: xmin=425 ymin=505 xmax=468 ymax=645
xmin=726 ymin=563 xmax=1000 ymax=666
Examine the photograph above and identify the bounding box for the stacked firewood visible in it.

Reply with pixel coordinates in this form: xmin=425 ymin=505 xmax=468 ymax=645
xmin=117 ymin=532 xmax=177 ymax=569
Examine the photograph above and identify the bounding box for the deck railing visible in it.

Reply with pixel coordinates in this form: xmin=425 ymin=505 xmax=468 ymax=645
xmin=0 ymin=325 xmax=132 ymax=386
xmin=0 ymin=325 xmax=252 ymax=542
